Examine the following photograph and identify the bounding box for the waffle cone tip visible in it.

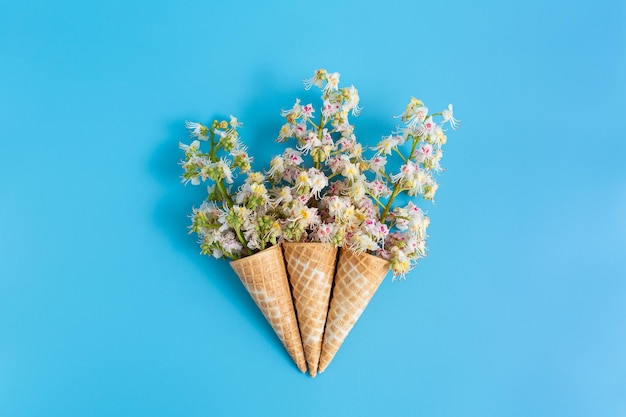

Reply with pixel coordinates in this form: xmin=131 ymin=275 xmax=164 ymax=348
xmin=229 ymin=244 xmax=307 ymax=374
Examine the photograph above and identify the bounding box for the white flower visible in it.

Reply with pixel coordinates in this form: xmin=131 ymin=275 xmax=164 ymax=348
xmin=349 ymin=142 xmax=364 ymax=159
xmin=341 ymin=162 xmax=360 ymax=180
xmin=420 ymin=116 xmax=437 ymax=137
xmin=442 ymin=104 xmax=461 ymax=130
xmin=431 ymin=150 xmax=444 ymax=172
xmin=327 ymin=179 xmax=347 ymax=196
xmin=283 ymin=148 xmax=304 ymax=166
xmin=245 ymin=233 xmax=261 ymax=250
xmin=185 ymin=121 xmax=209 ymax=140
xmin=273 ymin=186 xmax=294 ymax=206
xmin=423 ymin=182 xmax=439 ymax=201
xmin=348 ymin=180 xmax=367 ymax=200
xmin=290 ymin=204 xmax=319 ymax=228
xmin=321 ymin=128 xmax=333 ymax=145
xmin=277 ymin=123 xmax=294 ymax=142
xmin=315 ymin=223 xmax=336 ymax=243
xmin=303 ymin=69 xmax=327 ymax=90
xmin=296 ymin=193 xmax=311 ymax=205
xmin=431 ymin=125 xmax=447 ymax=147
xmin=179 ymin=140 xmax=201 ymax=155
xmin=297 ymin=131 xmax=322 ymax=155
xmin=367 ymin=180 xmax=391 ymax=198
xmin=406 ymin=202 xmax=424 ymax=221
xmin=362 ymin=219 xmax=388 ymax=240
xmin=342 ymin=85 xmax=362 ymax=116
xmin=390 ymin=250 xmax=411 ymax=278
xmin=282 ymin=166 xmax=300 ymax=183
xmin=375 ymin=135 xmax=401 ymax=156
xmin=281 ymin=98 xmax=302 ymax=117
xmin=367 ymin=155 xmax=387 ymax=176
xmin=295 ymin=170 xmax=310 ymax=192
xmin=399 ymin=102 xmax=428 ymax=128
xmin=326 ymin=196 xmax=350 ymax=219
xmin=301 ymin=103 xmax=315 ymax=119
xmin=413 ymin=143 xmax=433 ymax=163
xmin=406 ymin=169 xmax=432 ymax=196
xmin=322 ymin=100 xmax=340 ymax=118
xmin=350 ymin=232 xmax=378 ymax=253
xmin=326 ymin=156 xmax=344 ymax=174
xmin=392 ymin=207 xmax=410 ymax=230
xmin=217 ymin=158 xmax=233 ymax=184
xmin=391 ymin=161 xmax=418 ymax=183
xmin=324 ymin=72 xmax=340 ymax=92
xmin=246 ymin=171 xmax=266 ymax=184
xmin=229 ymin=115 xmax=243 ymax=129
xmin=268 ymin=156 xmax=285 ymax=178
xmin=294 ymin=122 xmax=308 ymax=139
xmin=307 ymin=168 xmax=328 ymax=198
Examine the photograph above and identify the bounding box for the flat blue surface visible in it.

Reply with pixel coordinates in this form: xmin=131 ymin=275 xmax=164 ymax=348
xmin=1 ymin=0 xmax=625 ymax=416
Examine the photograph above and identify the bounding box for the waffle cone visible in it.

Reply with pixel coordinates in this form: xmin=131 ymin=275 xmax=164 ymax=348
xmin=318 ymin=248 xmax=389 ymax=374
xmin=283 ymin=242 xmax=338 ymax=377
xmin=229 ymin=244 xmax=307 ymax=373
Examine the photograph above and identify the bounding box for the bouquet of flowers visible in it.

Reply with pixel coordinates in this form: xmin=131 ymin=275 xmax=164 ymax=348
xmin=180 ymin=117 xmax=307 ymax=372
xmin=180 ymin=69 xmax=460 ymax=376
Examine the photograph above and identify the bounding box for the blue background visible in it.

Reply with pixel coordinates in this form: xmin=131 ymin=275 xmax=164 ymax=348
xmin=1 ymin=0 xmax=625 ymax=416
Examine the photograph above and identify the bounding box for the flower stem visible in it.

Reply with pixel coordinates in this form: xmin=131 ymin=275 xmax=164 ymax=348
xmin=314 ymin=113 xmax=326 ymax=170
xmin=393 ymin=147 xmax=408 ymax=163
xmin=380 ymin=183 xmax=402 ymax=221
xmin=208 ymin=129 xmax=235 ymax=208
xmin=234 ymin=226 xmax=253 ymax=256
xmin=209 ymin=128 xmax=249 ymax=255
xmin=367 ymin=193 xmax=386 ymax=210
xmin=216 ymin=180 xmax=234 ymax=207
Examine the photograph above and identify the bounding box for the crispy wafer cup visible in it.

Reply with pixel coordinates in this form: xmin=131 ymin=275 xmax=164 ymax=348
xmin=318 ymin=248 xmax=390 ymax=374
xmin=230 ymin=244 xmax=307 ymax=373
xmin=283 ymin=242 xmax=337 ymax=377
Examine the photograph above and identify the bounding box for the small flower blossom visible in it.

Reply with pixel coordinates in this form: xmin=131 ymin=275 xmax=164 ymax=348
xmin=322 ymin=100 xmax=340 ymax=118
xmin=420 ymin=117 xmax=437 ymax=137
xmin=375 ymin=135 xmax=401 ymax=156
xmin=341 ymin=162 xmax=360 ymax=180
xmin=303 ymin=69 xmax=327 ymax=90
xmin=391 ymin=160 xmax=418 ymax=183
xmin=281 ymin=98 xmax=302 ymax=118
xmin=316 ymin=223 xmax=336 ymax=243
xmin=341 ymin=85 xmax=362 ymax=116
xmin=295 ymin=170 xmax=310 ymax=192
xmin=307 ymin=168 xmax=328 ymax=198
xmin=442 ymin=104 xmax=461 ymax=130
xmin=283 ymin=148 xmax=304 ymax=166
xmin=324 ymin=72 xmax=340 ymax=92
xmin=216 ymin=158 xmax=234 ymax=184
xmin=185 ymin=121 xmax=209 ymax=140
xmin=268 ymin=155 xmax=285 ymax=179
xmin=301 ymin=103 xmax=315 ymax=118
xmin=277 ymin=123 xmax=294 ymax=142
xmin=179 ymin=140 xmax=201 ymax=156
xmin=229 ymin=115 xmax=242 ymax=129
xmin=297 ymin=131 xmax=322 ymax=155
xmin=350 ymin=232 xmax=378 ymax=253
xmin=367 ymin=155 xmax=387 ymax=173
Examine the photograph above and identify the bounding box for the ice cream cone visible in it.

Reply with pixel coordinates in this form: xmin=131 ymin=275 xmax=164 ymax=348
xmin=283 ymin=242 xmax=338 ymax=377
xmin=229 ymin=244 xmax=307 ymax=373
xmin=318 ymin=248 xmax=390 ymax=374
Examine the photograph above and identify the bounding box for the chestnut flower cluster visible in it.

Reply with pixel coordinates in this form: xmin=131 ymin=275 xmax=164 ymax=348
xmin=180 ymin=118 xmax=279 ymax=259
xmin=266 ymin=69 xmax=460 ymax=277
xmin=180 ymin=69 xmax=460 ymax=277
